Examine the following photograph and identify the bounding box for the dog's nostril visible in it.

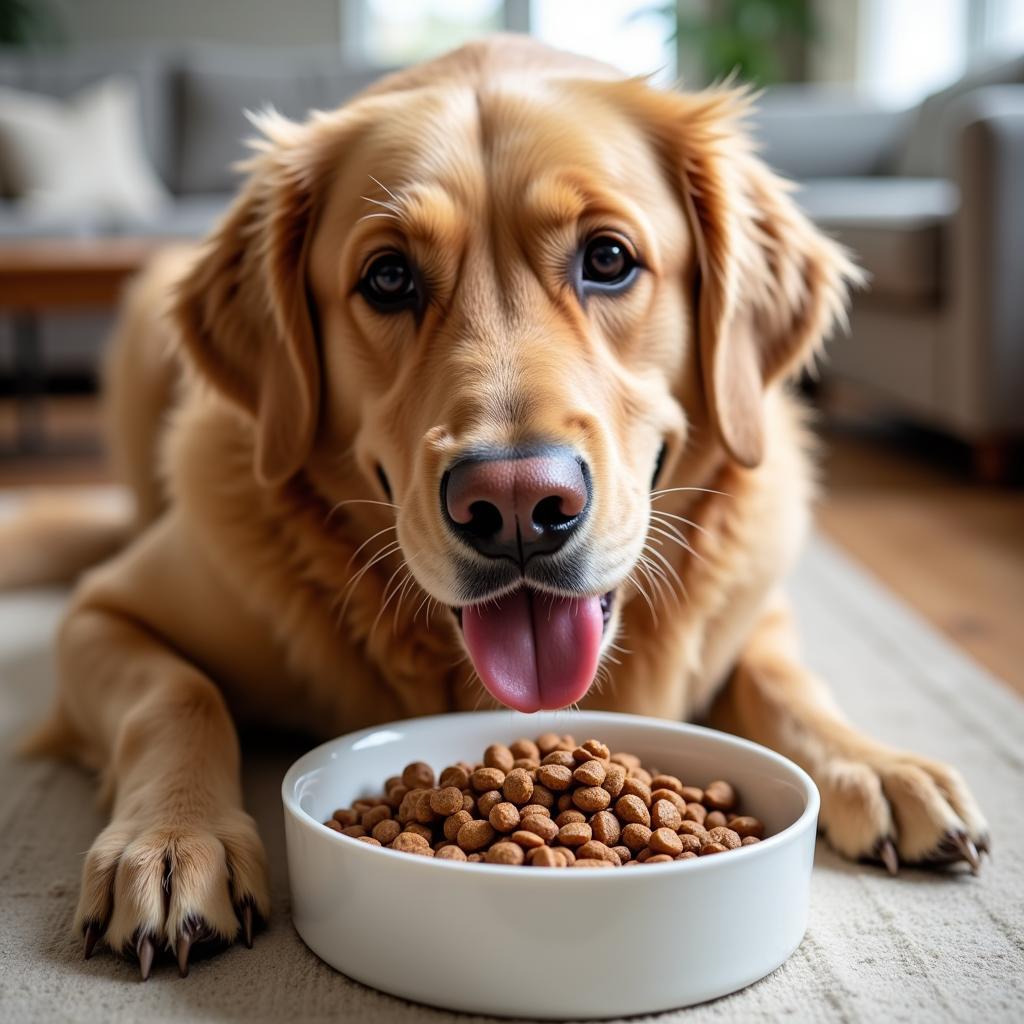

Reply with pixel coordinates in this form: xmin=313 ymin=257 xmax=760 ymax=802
xmin=465 ymin=500 xmax=503 ymax=540
xmin=532 ymin=495 xmax=576 ymax=530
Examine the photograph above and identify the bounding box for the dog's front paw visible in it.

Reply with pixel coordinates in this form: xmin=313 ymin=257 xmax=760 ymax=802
xmin=75 ymin=807 xmax=270 ymax=978
xmin=815 ymin=751 xmax=989 ymax=875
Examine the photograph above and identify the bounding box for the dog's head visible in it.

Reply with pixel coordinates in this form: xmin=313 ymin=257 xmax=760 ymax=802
xmin=175 ymin=42 xmax=855 ymax=712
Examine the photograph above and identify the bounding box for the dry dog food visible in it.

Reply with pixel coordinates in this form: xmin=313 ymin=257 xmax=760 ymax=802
xmin=322 ymin=734 xmax=766 ymax=868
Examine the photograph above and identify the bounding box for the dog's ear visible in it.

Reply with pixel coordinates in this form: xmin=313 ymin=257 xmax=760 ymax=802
xmin=174 ymin=110 xmax=342 ymax=486
xmin=628 ymin=85 xmax=860 ymax=467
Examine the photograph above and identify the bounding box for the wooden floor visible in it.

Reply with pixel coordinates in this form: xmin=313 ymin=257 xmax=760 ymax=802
xmin=2 ymin=395 xmax=1023 ymax=696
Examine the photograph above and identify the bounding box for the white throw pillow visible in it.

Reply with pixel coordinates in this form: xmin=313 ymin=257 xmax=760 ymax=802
xmin=0 ymin=75 xmax=168 ymax=228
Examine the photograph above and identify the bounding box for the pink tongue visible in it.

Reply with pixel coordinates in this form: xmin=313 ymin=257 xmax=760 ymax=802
xmin=462 ymin=590 xmax=603 ymax=712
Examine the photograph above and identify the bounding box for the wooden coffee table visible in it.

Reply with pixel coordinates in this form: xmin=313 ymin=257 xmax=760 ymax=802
xmin=0 ymin=238 xmax=171 ymax=452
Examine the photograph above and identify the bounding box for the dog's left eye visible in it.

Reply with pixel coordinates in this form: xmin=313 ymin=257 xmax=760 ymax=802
xmin=580 ymin=236 xmax=638 ymax=292
xmin=358 ymin=251 xmax=418 ymax=312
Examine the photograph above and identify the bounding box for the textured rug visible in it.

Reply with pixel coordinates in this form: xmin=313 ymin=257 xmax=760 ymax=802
xmin=0 ymin=513 xmax=1021 ymax=1023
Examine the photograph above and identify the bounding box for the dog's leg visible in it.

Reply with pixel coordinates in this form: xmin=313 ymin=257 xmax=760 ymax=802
xmin=709 ymin=594 xmax=990 ymax=873
xmin=56 ymin=600 xmax=270 ymax=977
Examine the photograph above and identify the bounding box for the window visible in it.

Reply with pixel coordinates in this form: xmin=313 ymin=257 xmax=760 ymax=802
xmin=346 ymin=0 xmax=676 ymax=82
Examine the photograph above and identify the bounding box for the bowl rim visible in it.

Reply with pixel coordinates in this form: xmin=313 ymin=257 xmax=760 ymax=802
xmin=281 ymin=710 xmax=820 ymax=881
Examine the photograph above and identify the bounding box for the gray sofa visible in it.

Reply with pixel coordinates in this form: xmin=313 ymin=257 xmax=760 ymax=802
xmin=0 ymin=44 xmax=385 ymax=376
xmin=754 ymin=57 xmax=1024 ymax=467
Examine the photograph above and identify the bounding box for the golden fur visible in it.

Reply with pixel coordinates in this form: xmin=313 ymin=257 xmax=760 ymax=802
xmin=6 ymin=37 xmax=987 ymax=967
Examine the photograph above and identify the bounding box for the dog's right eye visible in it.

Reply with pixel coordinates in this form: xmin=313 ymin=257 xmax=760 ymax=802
xmin=358 ymin=252 xmax=418 ymax=312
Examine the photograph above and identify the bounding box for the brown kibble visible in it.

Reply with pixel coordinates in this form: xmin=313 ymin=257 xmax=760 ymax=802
xmin=650 ymin=799 xmax=682 ymax=832
xmin=401 ymin=762 xmax=435 ymax=790
xmin=615 ymin=794 xmax=651 ymax=827
xmin=555 ymin=734 xmax=577 ymax=752
xmin=629 ymin=767 xmax=653 ymax=786
xmin=558 ymin=846 xmax=576 ymax=866
xmin=483 ymin=744 xmax=515 ymax=773
xmin=412 ymin=790 xmax=435 ymax=824
xmin=707 ymin=826 xmax=741 ymax=850
xmin=580 ymin=739 xmax=611 ymax=761
xmin=462 ymin=793 xmax=476 ymax=813
xmin=704 ymin=780 xmax=737 ymax=812
xmin=652 ymin=789 xmax=687 ymax=814
xmin=645 ymin=854 xmax=674 ymax=864
xmin=510 ymin=738 xmax=541 ymax=761
xmin=438 ymin=765 xmax=470 ymax=790
xmin=676 ymin=851 xmax=698 ymax=860
xmin=621 ymin=777 xmax=652 ymax=806
xmin=602 ymin=762 xmax=627 ymax=798
xmin=436 ymin=845 xmax=468 ymax=861
xmin=520 ymin=804 xmax=551 ymax=819
xmin=332 ymin=808 xmax=358 ymax=827
xmin=573 ymin=858 xmax=614 ymax=868
xmin=635 ymin=848 xmax=654 ymax=862
xmin=610 ymin=751 xmax=641 ymax=770
xmin=557 ymin=822 xmax=593 ymax=848
xmin=530 ymin=784 xmax=556 ymax=810
xmin=372 ymin=819 xmax=401 ymax=845
xmin=341 ymin=825 xmax=367 ymax=838
xmin=649 ymin=827 xmax=684 ymax=856
xmin=467 ymin=853 xmax=483 ymax=862
xmin=573 ymin=786 xmax=612 ymax=812
xmin=477 ymin=790 xmax=504 ymax=817
xmin=705 ymin=810 xmax=728 ymax=829
xmin=489 ymin=802 xmax=521 ymax=833
xmin=520 ymin=814 xmax=559 ymax=842
xmin=741 ymin=835 xmax=761 ymax=846
xmin=404 ymin=822 xmax=433 ymax=841
xmin=457 ymin=819 xmax=496 ymax=852
xmin=536 ymin=732 xmax=562 ymax=756
xmin=541 ymin=750 xmax=576 ymax=769
xmin=429 ymin=786 xmax=464 ymax=816
xmin=573 ymin=759 xmax=607 ymax=787
xmin=486 ymin=842 xmax=525 ymax=865
xmin=392 ymin=831 xmax=430 ymax=853
xmin=537 ymin=764 xmax=573 ymax=791
xmin=651 ymin=774 xmax=684 ymax=795
xmin=728 ymin=816 xmax=764 ymax=840
xmin=590 ymin=810 xmax=621 ymax=846
xmin=384 ymin=784 xmax=408 ymax=810
xmin=324 ymin=819 xmax=342 ymax=832
xmin=700 ymin=842 xmax=729 ymax=856
xmin=555 ymin=810 xmax=587 ymax=827
xmin=502 ymin=768 xmax=534 ymax=805
xmin=444 ymin=809 xmax=472 ymax=842
xmin=511 ymin=830 xmax=546 ymax=850
xmin=556 ymin=794 xmax=574 ymax=813
xmin=530 ymin=846 xmax=565 ymax=868
xmin=357 ymin=836 xmax=382 ymax=846
xmin=621 ymin=822 xmax=653 ymax=852
xmin=577 ymin=840 xmax=617 ymax=864
xmin=470 ymin=767 xmax=506 ymax=792
xmin=680 ymin=786 xmax=704 ymax=804
xmin=684 ymin=802 xmax=707 ymax=824
xmin=612 ymin=845 xmax=631 ymax=864
xmin=678 ymin=820 xmax=708 ymax=838
xmin=678 ymin=833 xmax=702 ymax=854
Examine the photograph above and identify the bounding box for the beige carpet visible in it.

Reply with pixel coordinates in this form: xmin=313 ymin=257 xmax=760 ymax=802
xmin=1 ymin=524 xmax=1022 ymax=1023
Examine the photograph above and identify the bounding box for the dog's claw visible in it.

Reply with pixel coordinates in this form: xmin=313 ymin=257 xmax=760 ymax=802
xmin=136 ymin=934 xmax=155 ymax=982
xmin=176 ymin=931 xmax=192 ymax=978
xmin=877 ymin=838 xmax=899 ymax=876
xmin=83 ymin=921 xmax=100 ymax=960
xmin=976 ymin=833 xmax=991 ymax=858
xmin=952 ymin=833 xmax=981 ymax=875
xmin=241 ymin=903 xmax=254 ymax=949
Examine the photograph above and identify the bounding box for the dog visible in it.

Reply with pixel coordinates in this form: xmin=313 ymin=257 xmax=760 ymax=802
xmin=6 ymin=36 xmax=988 ymax=978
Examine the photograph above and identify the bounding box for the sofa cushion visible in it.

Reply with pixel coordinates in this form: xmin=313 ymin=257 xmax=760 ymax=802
xmin=174 ymin=46 xmax=387 ymax=194
xmin=797 ymin=178 xmax=958 ymax=303
xmin=898 ymin=54 xmax=1024 ymax=178
xmin=0 ymin=47 xmax=173 ymax=188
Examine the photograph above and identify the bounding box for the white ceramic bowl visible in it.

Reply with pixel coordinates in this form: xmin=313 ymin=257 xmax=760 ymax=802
xmin=282 ymin=711 xmax=819 ymax=1019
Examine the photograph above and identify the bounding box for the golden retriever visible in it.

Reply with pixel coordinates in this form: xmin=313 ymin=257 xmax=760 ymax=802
xmin=7 ymin=36 xmax=988 ymax=978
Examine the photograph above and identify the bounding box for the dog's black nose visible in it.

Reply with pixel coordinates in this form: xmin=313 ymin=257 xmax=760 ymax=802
xmin=442 ymin=447 xmax=590 ymax=562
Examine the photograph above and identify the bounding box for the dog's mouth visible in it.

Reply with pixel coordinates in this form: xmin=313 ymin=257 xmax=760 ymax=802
xmin=452 ymin=589 xmax=615 ymax=712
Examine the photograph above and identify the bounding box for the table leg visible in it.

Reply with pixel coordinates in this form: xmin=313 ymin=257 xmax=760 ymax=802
xmin=12 ymin=311 xmax=46 ymax=453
